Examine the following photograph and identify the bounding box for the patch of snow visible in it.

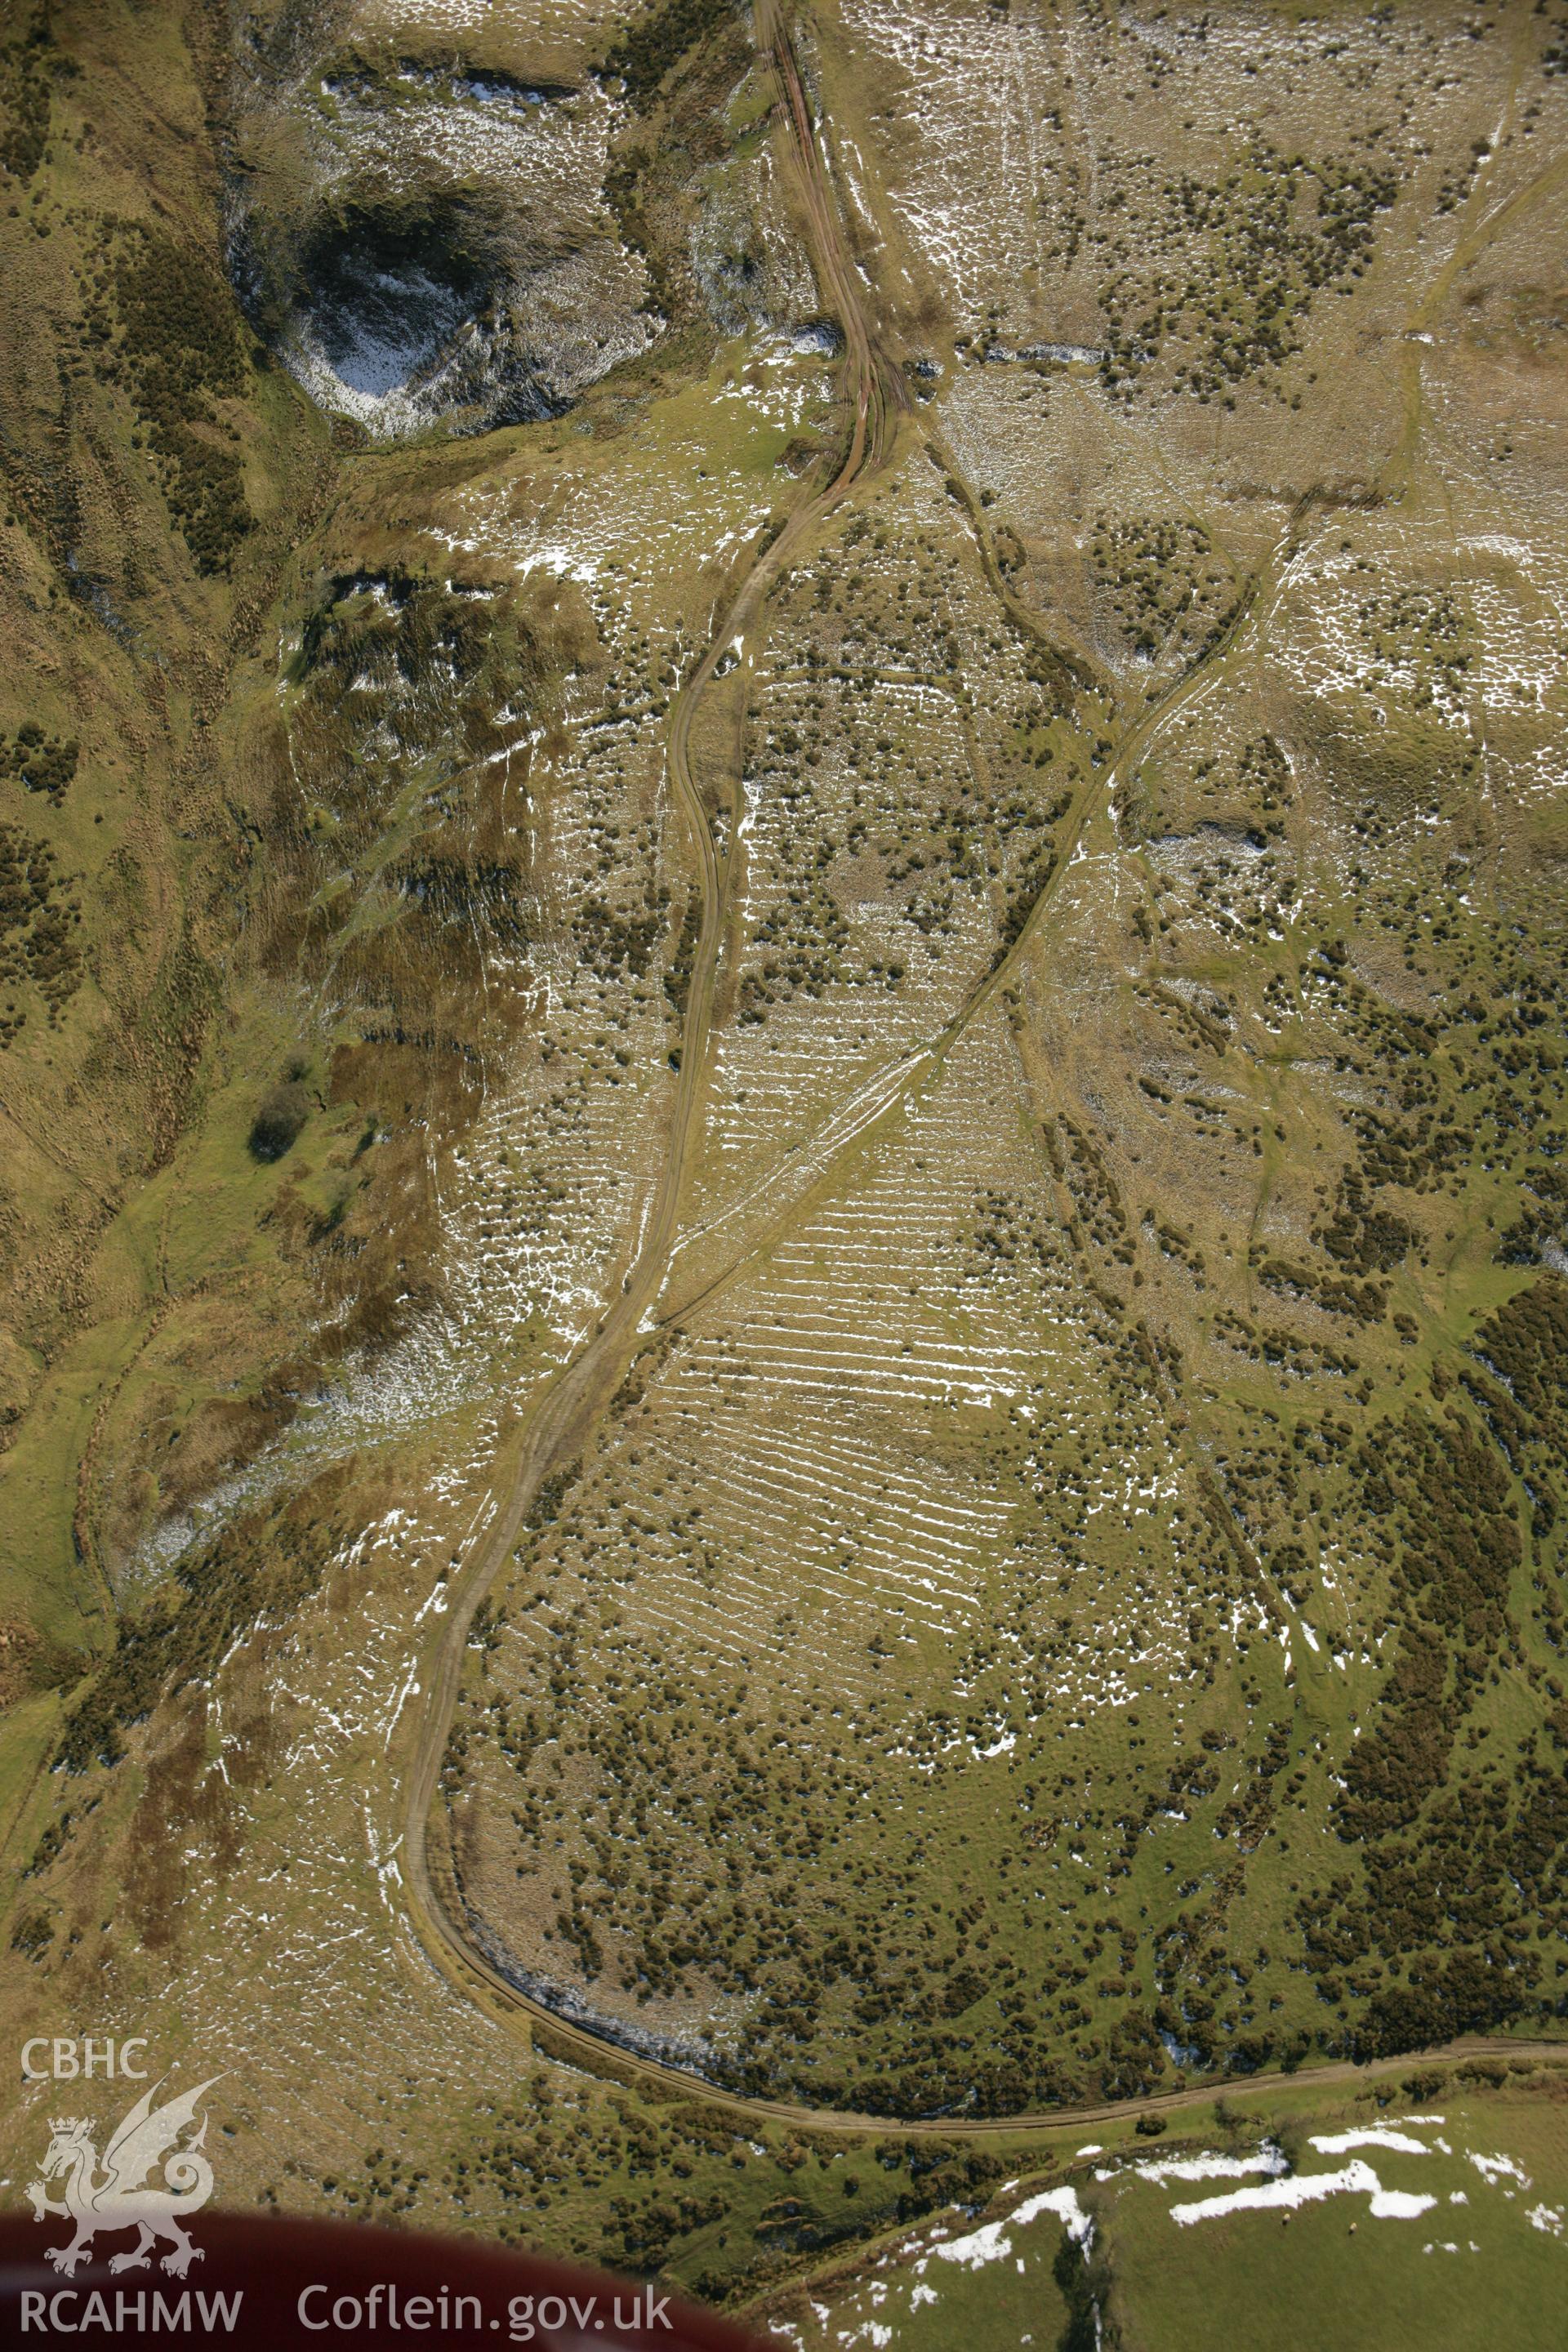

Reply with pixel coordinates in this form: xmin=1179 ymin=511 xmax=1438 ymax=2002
xmin=1311 ymin=2130 xmax=1434 ymax=2158
xmin=1170 ymin=2160 xmax=1437 ymax=2227
xmin=933 ymin=2185 xmax=1090 ymax=2271
xmin=1468 ymin=2151 xmax=1532 ymax=2190
xmin=1129 ymin=2149 xmax=1287 ymax=2186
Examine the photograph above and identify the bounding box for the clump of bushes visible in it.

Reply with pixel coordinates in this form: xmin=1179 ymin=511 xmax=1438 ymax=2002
xmin=1 ymin=723 xmax=78 ymax=804
xmin=89 ymin=224 xmax=252 ymax=573
xmin=602 ymin=0 xmax=737 ymax=105
xmin=53 ymin=1497 xmax=341 ymax=1773
xmin=0 ymin=15 xmax=61 ymax=181
xmin=0 ymin=819 xmax=82 ymax=1041
xmin=248 ymin=1075 xmax=310 ymax=1162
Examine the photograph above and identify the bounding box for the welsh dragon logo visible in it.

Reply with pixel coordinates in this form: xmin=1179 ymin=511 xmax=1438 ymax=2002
xmin=27 ymin=2076 xmax=220 ymax=2278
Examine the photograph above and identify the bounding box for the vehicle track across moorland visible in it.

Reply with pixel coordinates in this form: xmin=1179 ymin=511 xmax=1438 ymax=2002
xmin=401 ymin=5 xmax=1566 ymax=2138
xmin=401 ymin=0 xmax=911 ymax=2096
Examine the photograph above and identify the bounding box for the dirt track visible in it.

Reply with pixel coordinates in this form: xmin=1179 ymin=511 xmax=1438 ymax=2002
xmin=399 ymin=0 xmax=913 ymax=2115
xmin=399 ymin=7 xmax=1567 ymax=2142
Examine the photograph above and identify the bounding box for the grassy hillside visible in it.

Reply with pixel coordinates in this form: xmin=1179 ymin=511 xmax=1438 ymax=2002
xmin=760 ymin=2059 xmax=1568 ymax=2350
xmin=0 ymin=0 xmax=1566 ymax=2335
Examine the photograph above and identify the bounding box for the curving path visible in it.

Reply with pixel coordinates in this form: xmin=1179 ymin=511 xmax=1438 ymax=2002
xmin=400 ymin=6 xmax=1565 ymax=2141
xmin=401 ymin=0 xmax=910 ymax=2100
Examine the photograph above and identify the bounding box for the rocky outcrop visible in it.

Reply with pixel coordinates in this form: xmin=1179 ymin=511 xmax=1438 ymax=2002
xmin=227 ymin=38 xmax=654 ymax=437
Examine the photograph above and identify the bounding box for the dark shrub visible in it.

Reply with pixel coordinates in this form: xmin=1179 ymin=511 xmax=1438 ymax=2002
xmin=248 ymin=1080 xmax=308 ymax=1162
